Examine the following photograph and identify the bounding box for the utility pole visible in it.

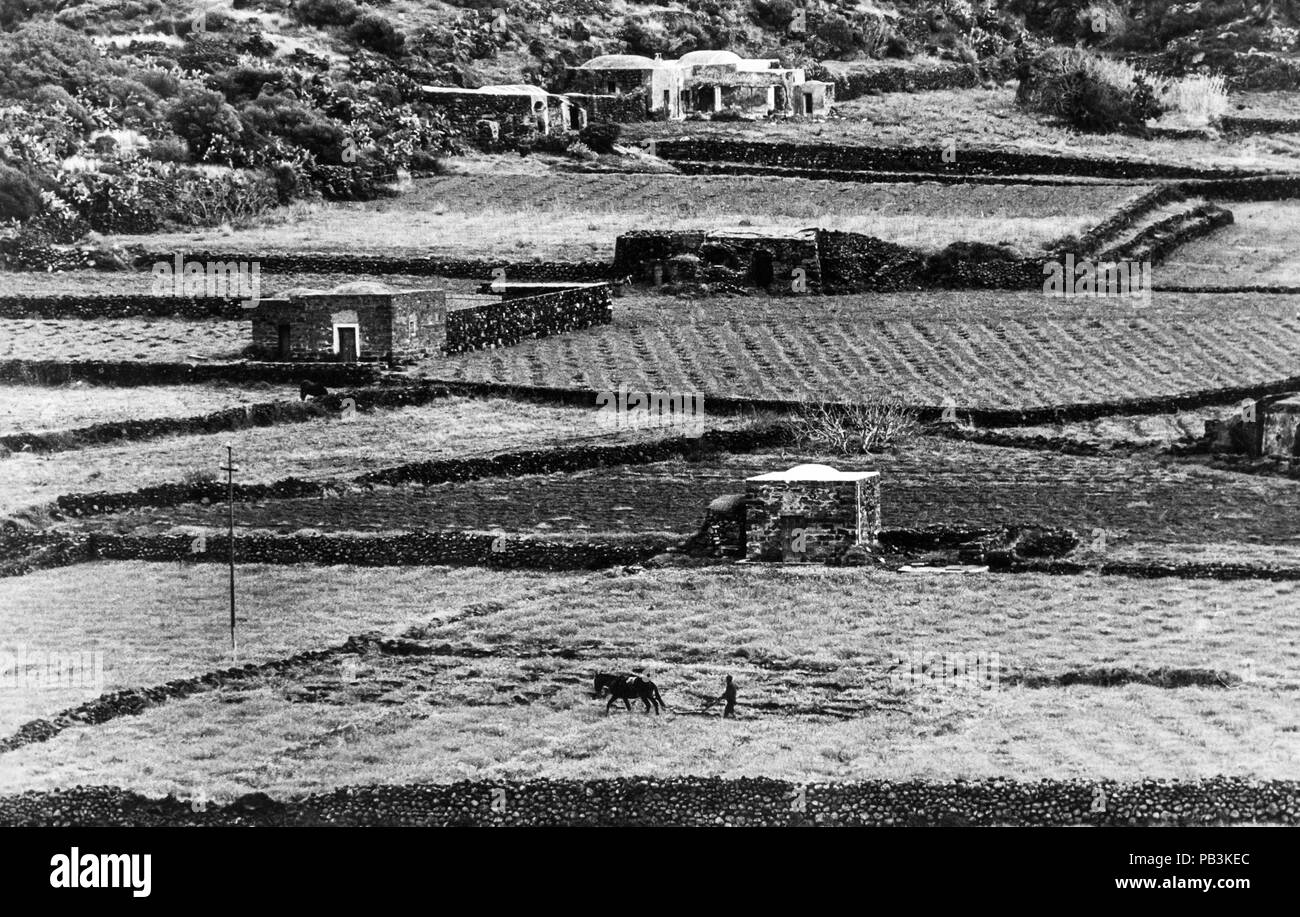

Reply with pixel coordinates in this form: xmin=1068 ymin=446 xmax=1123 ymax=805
xmin=219 ymin=444 xmax=238 ymax=660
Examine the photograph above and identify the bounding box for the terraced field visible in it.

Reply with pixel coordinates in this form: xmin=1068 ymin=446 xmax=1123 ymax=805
xmin=1 ymin=563 xmax=1296 ymax=798
xmin=70 ymin=439 xmax=1300 ymax=553
xmin=0 ymin=397 xmax=665 ymax=518
xmin=0 ymin=318 xmax=249 ymax=362
xmin=433 ymin=291 xmax=1300 ymax=408
xmin=1 ymin=382 xmax=299 ymax=434
xmin=1159 ymin=201 xmax=1300 ymax=288
xmin=109 ymin=172 xmax=1144 ymax=261
xmin=627 ymin=87 xmax=1300 ymax=173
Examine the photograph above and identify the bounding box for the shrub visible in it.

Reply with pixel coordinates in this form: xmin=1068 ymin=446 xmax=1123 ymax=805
xmin=790 ymin=400 xmax=918 ymax=455
xmin=565 ymin=140 xmax=597 ymax=161
xmin=1016 ymin=48 xmax=1168 ymax=133
xmin=295 ymin=0 xmax=359 ymax=27
xmin=166 ymin=88 xmax=244 ymax=161
xmin=348 ymin=14 xmax=406 ymax=56
xmin=146 ymin=135 xmax=191 ymax=163
xmin=0 ymin=165 xmax=41 ymax=222
xmin=578 ymin=121 xmax=620 ymax=154
xmin=755 ymin=0 xmax=796 ymax=30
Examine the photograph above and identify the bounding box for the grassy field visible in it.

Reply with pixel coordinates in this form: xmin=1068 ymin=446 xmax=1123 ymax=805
xmin=1 ymin=563 xmax=1296 ymax=798
xmin=0 ymin=561 xmax=565 ymax=734
xmin=0 ymin=382 xmax=299 ymax=434
xmin=0 ymin=273 xmax=486 ymax=298
xmin=1 ymin=396 xmax=667 ymax=519
xmin=106 ymin=173 xmax=1142 ymax=261
xmin=1159 ymin=201 xmax=1300 ymax=287
xmin=0 ymin=318 xmax=249 ymax=363
xmin=626 ymin=87 xmax=1300 ymax=172
xmin=433 ymin=291 xmax=1300 ymax=408
xmin=80 ymin=438 xmax=1300 ymax=554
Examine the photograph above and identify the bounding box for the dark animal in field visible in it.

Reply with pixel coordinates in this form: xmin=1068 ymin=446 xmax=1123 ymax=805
xmin=300 ymin=380 xmax=329 ymax=401
xmin=594 ymin=672 xmax=666 ymax=715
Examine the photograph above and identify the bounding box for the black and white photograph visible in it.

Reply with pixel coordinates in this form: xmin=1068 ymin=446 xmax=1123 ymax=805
xmin=0 ymin=0 xmax=1296 ymax=892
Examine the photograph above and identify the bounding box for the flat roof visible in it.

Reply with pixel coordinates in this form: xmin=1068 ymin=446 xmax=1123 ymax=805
xmin=747 ymin=463 xmax=880 ymax=483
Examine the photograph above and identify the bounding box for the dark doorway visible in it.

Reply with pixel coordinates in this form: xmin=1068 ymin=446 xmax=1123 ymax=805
xmin=780 ymin=516 xmax=809 ymax=562
xmin=276 ymin=324 xmax=290 ymax=359
xmin=337 ymin=327 xmax=358 ymax=362
xmin=662 ymin=90 xmax=671 ymax=113
xmin=804 ymin=93 xmax=814 ymax=115
xmin=750 ymin=249 xmax=775 ymax=288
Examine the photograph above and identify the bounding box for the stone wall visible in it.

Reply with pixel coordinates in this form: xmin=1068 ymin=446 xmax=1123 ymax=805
xmin=0 ymin=295 xmax=248 ymax=320
xmin=2 ymin=777 xmax=1296 ymax=826
xmin=0 ymin=359 xmax=379 ymax=388
xmin=820 ymin=61 xmax=982 ymax=99
xmin=444 ymin=284 xmax=613 ymax=354
xmin=129 ymin=250 xmax=612 ymax=282
xmin=652 ymin=138 xmax=1268 ymax=181
xmin=41 ymin=425 xmax=789 ymax=519
xmin=564 ymin=90 xmax=648 ymax=123
xmin=0 ymin=386 xmax=448 ymax=455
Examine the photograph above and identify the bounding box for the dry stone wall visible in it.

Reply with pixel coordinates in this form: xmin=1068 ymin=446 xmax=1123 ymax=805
xmin=0 ymin=778 xmax=1295 ymax=826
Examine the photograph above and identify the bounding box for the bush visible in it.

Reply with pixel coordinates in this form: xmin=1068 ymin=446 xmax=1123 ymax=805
xmin=1016 ymin=48 xmax=1167 ymax=134
xmin=0 ymin=165 xmax=42 ymax=222
xmin=295 ymin=0 xmax=359 ymax=27
xmin=790 ymin=400 xmax=918 ymax=455
xmin=348 ymin=14 xmax=405 ymax=56
xmin=578 ymin=121 xmax=620 ymax=154
xmin=166 ymin=88 xmax=244 ymax=161
xmin=146 ymin=136 xmax=191 ymax=163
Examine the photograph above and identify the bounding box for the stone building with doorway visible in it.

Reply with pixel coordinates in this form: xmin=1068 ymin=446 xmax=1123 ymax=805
xmin=567 ymin=54 xmax=687 ymax=119
xmin=567 ymin=50 xmax=812 ymax=120
xmin=419 ymin=85 xmax=585 ymax=142
xmin=745 ymin=464 xmax=881 ymax=563
xmin=249 ymin=283 xmax=446 ymax=363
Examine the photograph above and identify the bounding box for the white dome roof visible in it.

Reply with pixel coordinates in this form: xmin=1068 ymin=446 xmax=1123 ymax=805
xmin=679 ymin=50 xmax=741 ymax=66
xmin=580 ymin=54 xmax=674 ymax=70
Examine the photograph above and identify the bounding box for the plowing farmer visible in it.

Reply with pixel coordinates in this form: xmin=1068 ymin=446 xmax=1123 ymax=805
xmin=707 ymin=675 xmax=737 ymax=719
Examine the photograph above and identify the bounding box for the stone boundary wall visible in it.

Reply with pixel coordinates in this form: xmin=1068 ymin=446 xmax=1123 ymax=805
xmin=35 ymin=426 xmax=791 ymax=519
xmin=668 ymin=159 xmax=1132 ymax=187
xmin=0 ymin=777 xmax=1294 ymax=826
xmin=1073 ymin=185 xmax=1186 ymax=257
xmin=653 ymin=138 xmax=1271 ymax=181
xmin=0 ymin=359 xmax=380 ymax=388
xmin=425 ymin=374 xmax=1300 ymax=429
xmin=0 ymin=295 xmax=249 ymax=320
xmin=0 ymin=530 xmax=675 ymax=578
xmin=128 ymin=250 xmax=612 ymax=282
xmin=1095 ymin=203 xmax=1234 ymax=264
xmin=0 ymin=386 xmax=448 ymax=455
xmin=5 ymin=527 xmax=1299 ymax=583
xmin=444 ymin=284 xmax=613 ymax=354
xmin=1222 ymin=116 xmax=1300 ymax=135
xmin=821 ymin=62 xmax=981 ymax=100
xmin=1180 ymin=174 xmax=1300 ymax=202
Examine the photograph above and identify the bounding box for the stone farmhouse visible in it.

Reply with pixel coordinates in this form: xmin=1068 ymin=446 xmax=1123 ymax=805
xmin=567 ymin=51 xmax=833 ymax=120
xmin=250 ymin=283 xmax=446 ymax=363
xmin=419 ymin=85 xmax=586 ymax=143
